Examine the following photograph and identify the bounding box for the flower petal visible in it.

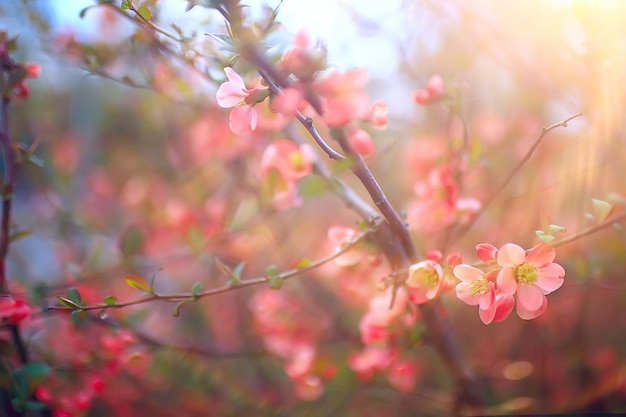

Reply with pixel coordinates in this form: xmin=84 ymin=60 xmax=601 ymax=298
xmin=516 ymin=294 xmax=547 ymax=320
xmin=497 ymin=267 xmax=517 ymax=294
xmin=453 ymin=264 xmax=484 ymax=283
xmin=478 ymin=282 xmax=495 ymax=310
xmin=229 ymin=106 xmax=253 ymax=134
xmin=478 ymin=302 xmax=496 ymax=325
xmin=493 ymin=293 xmax=515 ymax=322
xmin=517 ymin=284 xmax=544 ymax=311
xmin=526 ymin=243 xmax=556 ymax=266
xmin=536 ymin=263 xmax=565 ymax=293
xmin=497 ymin=243 xmax=526 ymax=266
xmin=455 ymin=283 xmax=479 ymax=306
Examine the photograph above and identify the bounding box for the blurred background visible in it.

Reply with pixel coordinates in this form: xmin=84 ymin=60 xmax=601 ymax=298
xmin=1 ymin=0 xmax=625 ymax=415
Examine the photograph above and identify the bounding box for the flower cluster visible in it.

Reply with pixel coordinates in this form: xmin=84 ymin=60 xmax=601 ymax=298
xmin=405 ymin=250 xmax=462 ymax=305
xmin=349 ymin=290 xmax=421 ymax=392
xmin=453 ymin=243 xmax=565 ymax=324
xmin=406 ymin=166 xmax=481 ymax=234
xmin=260 ymin=140 xmax=314 ymax=209
xmin=412 ymin=74 xmax=445 ymax=105
xmin=248 ymin=289 xmax=332 ymax=400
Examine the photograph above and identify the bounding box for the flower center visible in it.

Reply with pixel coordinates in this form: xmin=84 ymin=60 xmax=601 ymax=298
xmin=468 ymin=278 xmax=489 ymax=296
xmin=416 ymin=269 xmax=439 ymax=288
xmin=515 ymin=263 xmax=538 ymax=286
xmin=289 ymin=151 xmax=304 ymax=171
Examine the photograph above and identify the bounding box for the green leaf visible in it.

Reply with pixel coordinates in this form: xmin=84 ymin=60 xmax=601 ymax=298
xmin=268 ymin=275 xmax=283 ymax=290
xmin=125 ymin=275 xmax=152 ymax=293
xmin=56 ymin=296 xmax=82 ymax=310
xmin=104 ymin=295 xmax=117 ymax=306
xmin=548 ymin=224 xmax=567 ymax=234
xmin=66 ymin=287 xmax=83 ymax=305
xmin=137 ymin=6 xmax=152 ymax=20
xmin=172 ymin=299 xmax=192 ymax=317
xmin=215 ymin=257 xmax=236 ymax=281
xmin=232 ymin=262 xmax=246 ymax=280
xmin=149 ymin=268 xmax=162 ymax=289
xmin=9 ymin=229 xmax=31 ymax=243
xmin=79 ymin=6 xmax=93 ymax=18
xmin=332 ymin=156 xmax=355 ymax=174
xmin=264 ymin=264 xmax=279 ymax=279
xmin=187 ymin=226 xmax=206 ymax=253
xmin=298 ymin=176 xmax=329 ymax=198
xmin=120 ymin=0 xmax=130 ymax=11
xmin=535 ymin=230 xmax=554 ymax=243
xmin=591 ymin=198 xmax=613 ymax=223
xmin=228 ymin=196 xmax=258 ymax=231
xmin=191 ymin=282 xmax=204 ymax=297
xmin=294 ymin=258 xmax=311 ymax=268
xmin=119 ymin=225 xmax=144 ymax=257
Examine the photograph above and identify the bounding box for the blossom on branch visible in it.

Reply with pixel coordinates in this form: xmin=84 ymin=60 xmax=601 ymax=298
xmin=496 ymin=243 xmax=565 ymax=319
xmin=314 ymin=68 xmax=371 ymax=127
xmin=216 ymin=67 xmax=269 ymax=134
xmin=453 ymin=242 xmax=564 ymax=323
xmin=405 ymin=260 xmax=444 ymax=305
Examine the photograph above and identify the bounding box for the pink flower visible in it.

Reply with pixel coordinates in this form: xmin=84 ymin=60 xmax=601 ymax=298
xmin=0 ymin=297 xmax=31 ymax=324
xmin=346 ymin=127 xmax=374 ymax=156
xmin=261 ymin=140 xmax=314 ymax=181
xmin=216 ymin=67 xmax=269 ymax=134
xmin=405 ymin=260 xmax=443 ymax=304
xmin=270 ymin=87 xmax=305 ymax=117
xmin=476 ymin=243 xmax=498 ymax=265
xmin=293 ymin=375 xmax=324 ymax=400
xmin=496 ymin=243 xmax=565 ymax=316
xmin=260 ymin=140 xmax=314 ymax=210
xmin=454 ymin=264 xmax=497 ymax=324
xmin=365 ymin=99 xmax=388 ymax=129
xmin=406 ymin=166 xmax=480 ymax=233
xmin=314 ymin=69 xmax=371 ymax=127
xmin=327 ymin=226 xmax=363 ymax=267
xmin=348 ymin=347 xmax=395 ymax=380
xmin=358 ymin=291 xmax=407 ymax=345
xmin=387 ymin=360 xmax=418 ymax=393
xmin=278 ymin=30 xmax=325 ymax=80
xmin=413 ymin=74 xmax=445 ymax=105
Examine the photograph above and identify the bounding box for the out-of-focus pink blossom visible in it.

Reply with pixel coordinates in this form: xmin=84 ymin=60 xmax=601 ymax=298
xmin=405 ymin=260 xmax=444 ymax=305
xmin=365 ymin=99 xmax=388 ymax=129
xmin=0 ymin=296 xmax=31 ymax=324
xmin=314 ymin=68 xmax=371 ymax=127
xmin=261 ymin=140 xmax=314 ymax=181
xmin=358 ymin=291 xmax=407 ymax=345
xmin=294 ymin=375 xmax=324 ymax=400
xmin=346 ymin=126 xmax=374 ymax=156
xmin=270 ymin=87 xmax=305 ymax=117
xmin=261 ymin=140 xmax=314 ymax=210
xmin=348 ymin=347 xmax=395 ymax=380
xmin=327 ymin=226 xmax=363 ymax=267
xmin=413 ymin=74 xmax=445 ymax=105
xmin=406 ymin=166 xmax=480 ymax=233
xmin=387 ymin=360 xmax=418 ymax=393
xmin=278 ymin=30 xmax=325 ymax=80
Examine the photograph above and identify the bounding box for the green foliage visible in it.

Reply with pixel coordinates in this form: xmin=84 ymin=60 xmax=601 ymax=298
xmin=120 ymin=225 xmax=145 ymax=258
xmin=125 ymin=275 xmax=153 ymax=294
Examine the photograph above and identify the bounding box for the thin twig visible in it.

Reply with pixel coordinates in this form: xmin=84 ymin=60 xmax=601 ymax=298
xmin=551 ymin=212 xmax=626 ymax=248
xmin=48 ymin=218 xmax=382 ymax=312
xmin=446 ymin=112 xmax=583 ymax=249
